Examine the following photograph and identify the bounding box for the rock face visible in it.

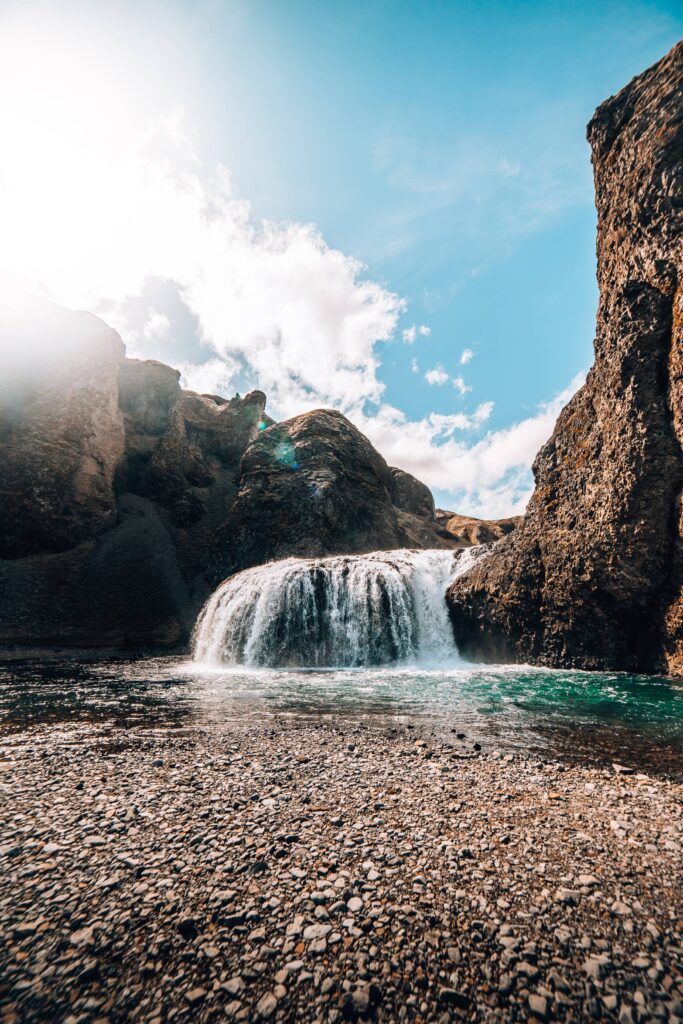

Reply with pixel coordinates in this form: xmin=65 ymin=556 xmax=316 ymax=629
xmin=210 ymin=410 xmax=457 ymax=580
xmin=0 ymin=303 xmax=473 ymax=646
xmin=0 ymin=298 xmax=268 ymax=645
xmin=0 ymin=297 xmax=125 ymax=558
xmin=448 ymin=43 xmax=683 ymax=676
xmin=435 ymin=511 xmax=520 ymax=548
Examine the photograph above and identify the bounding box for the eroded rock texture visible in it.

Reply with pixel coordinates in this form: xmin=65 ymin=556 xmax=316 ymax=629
xmin=0 ymin=300 xmax=473 ymax=646
xmin=0 ymin=298 xmax=267 ymax=645
xmin=0 ymin=298 xmax=125 ymax=558
xmin=448 ymin=42 xmax=683 ymax=675
xmin=210 ymin=410 xmax=458 ymax=579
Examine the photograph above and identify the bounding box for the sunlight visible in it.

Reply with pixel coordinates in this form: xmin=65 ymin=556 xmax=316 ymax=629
xmin=0 ymin=7 xmax=179 ymax=317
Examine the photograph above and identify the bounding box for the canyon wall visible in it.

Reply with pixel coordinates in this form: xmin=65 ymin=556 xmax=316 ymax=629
xmin=0 ymin=298 xmax=469 ymax=647
xmin=447 ymin=42 xmax=683 ymax=676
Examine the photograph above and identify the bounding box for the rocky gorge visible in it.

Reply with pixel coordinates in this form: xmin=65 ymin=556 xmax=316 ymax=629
xmin=0 ymin=42 xmax=682 ymax=674
xmin=0 ymin=38 xmax=682 ymax=1024
xmin=0 ymin=298 xmax=504 ymax=649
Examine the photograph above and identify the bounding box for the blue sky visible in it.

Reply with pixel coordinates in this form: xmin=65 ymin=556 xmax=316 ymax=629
xmin=1 ymin=0 xmax=681 ymax=515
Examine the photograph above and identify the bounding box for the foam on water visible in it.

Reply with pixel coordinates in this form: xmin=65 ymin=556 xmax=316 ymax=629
xmin=192 ymin=547 xmax=488 ymax=668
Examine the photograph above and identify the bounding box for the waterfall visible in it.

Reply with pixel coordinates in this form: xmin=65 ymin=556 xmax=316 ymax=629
xmin=192 ymin=546 xmax=488 ymax=669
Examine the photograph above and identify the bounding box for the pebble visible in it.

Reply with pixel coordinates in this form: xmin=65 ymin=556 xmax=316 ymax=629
xmin=0 ymin=719 xmax=680 ymax=1023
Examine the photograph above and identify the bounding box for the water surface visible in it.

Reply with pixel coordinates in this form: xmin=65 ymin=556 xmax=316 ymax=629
xmin=1 ymin=652 xmax=681 ymax=776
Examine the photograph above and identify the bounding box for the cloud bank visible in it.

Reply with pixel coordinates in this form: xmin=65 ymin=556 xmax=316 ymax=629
xmin=0 ymin=70 xmax=582 ymax=517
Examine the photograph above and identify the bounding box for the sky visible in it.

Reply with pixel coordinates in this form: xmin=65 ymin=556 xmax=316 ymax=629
xmin=0 ymin=0 xmax=681 ymax=517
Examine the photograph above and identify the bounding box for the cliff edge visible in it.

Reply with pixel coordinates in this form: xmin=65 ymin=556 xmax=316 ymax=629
xmin=447 ymin=42 xmax=683 ymax=676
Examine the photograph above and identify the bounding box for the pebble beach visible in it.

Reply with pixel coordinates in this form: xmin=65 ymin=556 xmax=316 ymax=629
xmin=1 ymin=720 xmax=681 ymax=1023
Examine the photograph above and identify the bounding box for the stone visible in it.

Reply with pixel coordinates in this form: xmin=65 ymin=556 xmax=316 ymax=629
xmin=185 ymin=987 xmax=206 ymax=1006
xmin=1 ymin=712 xmax=682 ymax=1024
xmin=438 ymin=987 xmax=468 ymax=1009
xmin=255 ymin=992 xmax=278 ymax=1018
xmin=583 ymin=956 xmax=612 ymax=980
xmin=303 ymin=924 xmax=332 ymax=941
xmin=223 ymin=976 xmax=243 ymax=996
xmin=611 ymin=901 xmax=632 ymax=916
xmin=555 ymin=888 xmax=581 ymax=905
xmin=528 ymin=994 xmax=549 ymax=1020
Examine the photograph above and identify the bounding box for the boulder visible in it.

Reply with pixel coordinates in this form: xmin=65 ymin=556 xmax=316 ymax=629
xmin=210 ymin=409 xmax=402 ymax=578
xmin=447 ymin=42 xmax=683 ymax=675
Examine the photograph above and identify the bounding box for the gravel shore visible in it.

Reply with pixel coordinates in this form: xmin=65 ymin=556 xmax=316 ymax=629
xmin=1 ymin=720 xmax=681 ymax=1023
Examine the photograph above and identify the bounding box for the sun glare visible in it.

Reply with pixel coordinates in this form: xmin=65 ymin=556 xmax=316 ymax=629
xmin=0 ymin=6 xmax=182 ymax=316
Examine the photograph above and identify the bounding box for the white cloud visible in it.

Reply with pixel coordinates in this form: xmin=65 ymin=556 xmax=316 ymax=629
xmin=424 ymin=366 xmax=449 ymax=386
xmin=178 ymin=356 xmax=240 ymax=396
xmin=0 ymin=102 xmax=404 ymax=418
xmin=411 ymin=357 xmax=419 ymax=374
xmin=402 ymin=323 xmax=430 ymax=344
xmin=452 ymin=374 xmax=471 ymax=396
xmin=143 ymin=309 xmax=171 ymax=341
xmin=363 ymin=373 xmax=584 ymax=518
xmin=459 ymin=347 xmax=474 ymax=364
xmin=0 ymin=19 xmax=586 ymax=520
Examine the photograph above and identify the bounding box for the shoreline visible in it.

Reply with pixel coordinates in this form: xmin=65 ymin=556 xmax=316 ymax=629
xmin=1 ymin=719 xmax=681 ymax=1022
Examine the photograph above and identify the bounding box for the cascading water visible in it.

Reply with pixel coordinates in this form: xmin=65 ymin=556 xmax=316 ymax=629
xmin=192 ymin=546 xmax=488 ymax=668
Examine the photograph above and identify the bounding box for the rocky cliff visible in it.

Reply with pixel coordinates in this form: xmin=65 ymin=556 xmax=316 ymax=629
xmin=0 ymin=298 xmax=470 ymax=647
xmin=0 ymin=297 xmax=268 ymax=645
xmin=209 ymin=410 xmax=458 ymax=580
xmin=447 ymin=42 xmax=683 ymax=676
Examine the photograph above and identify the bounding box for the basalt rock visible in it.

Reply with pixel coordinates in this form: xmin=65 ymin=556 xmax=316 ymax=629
xmin=0 ymin=296 xmax=125 ymax=558
xmin=390 ymin=468 xmax=435 ymax=519
xmin=447 ymin=42 xmax=683 ymax=676
xmin=209 ymin=409 xmax=458 ymax=580
xmin=0 ymin=299 xmax=267 ymax=645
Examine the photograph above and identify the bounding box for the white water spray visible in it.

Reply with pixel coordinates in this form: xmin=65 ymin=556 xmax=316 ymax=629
xmin=192 ymin=547 xmax=488 ymax=668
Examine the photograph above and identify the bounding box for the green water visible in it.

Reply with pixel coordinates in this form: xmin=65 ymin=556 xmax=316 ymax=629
xmin=0 ymin=654 xmax=680 ymax=774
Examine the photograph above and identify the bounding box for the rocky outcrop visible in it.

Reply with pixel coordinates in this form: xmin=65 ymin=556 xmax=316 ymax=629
xmin=0 ymin=297 xmax=125 ymax=558
xmin=210 ymin=409 xmax=458 ymax=579
xmin=0 ymin=299 xmax=268 ymax=645
xmin=390 ymin=468 xmax=435 ymax=519
xmin=0 ymin=303 xmax=467 ymax=646
xmin=435 ymin=510 xmax=519 ymax=547
xmin=447 ymin=42 xmax=683 ymax=676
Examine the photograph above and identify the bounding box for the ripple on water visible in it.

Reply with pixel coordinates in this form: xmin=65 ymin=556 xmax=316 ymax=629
xmin=0 ymin=653 xmax=681 ymax=776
